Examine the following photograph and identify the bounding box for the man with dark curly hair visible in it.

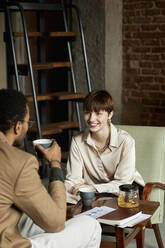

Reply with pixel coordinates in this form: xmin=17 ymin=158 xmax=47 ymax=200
xmin=0 ymin=88 xmax=101 ymax=248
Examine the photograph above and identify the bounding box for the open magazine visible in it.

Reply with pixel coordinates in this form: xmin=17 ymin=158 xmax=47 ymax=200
xmin=74 ymin=206 xmax=151 ymax=228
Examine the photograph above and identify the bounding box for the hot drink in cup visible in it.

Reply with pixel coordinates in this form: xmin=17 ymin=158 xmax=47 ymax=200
xmin=79 ymin=187 xmax=95 ymax=207
xmin=33 ymin=139 xmax=53 ymax=159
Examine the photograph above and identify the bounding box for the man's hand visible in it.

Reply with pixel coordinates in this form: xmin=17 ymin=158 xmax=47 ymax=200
xmin=35 ymin=140 xmax=61 ymax=168
xmin=70 ymin=184 xmax=96 ymax=195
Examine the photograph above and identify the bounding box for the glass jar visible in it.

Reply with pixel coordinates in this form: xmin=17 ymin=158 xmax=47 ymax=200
xmin=118 ymin=184 xmax=140 ymax=208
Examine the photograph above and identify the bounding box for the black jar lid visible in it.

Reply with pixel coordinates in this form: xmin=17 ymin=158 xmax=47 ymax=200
xmin=119 ymin=184 xmax=138 ymax=192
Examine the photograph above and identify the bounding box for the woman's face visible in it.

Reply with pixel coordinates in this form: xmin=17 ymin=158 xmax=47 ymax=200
xmin=84 ymin=110 xmax=112 ymax=133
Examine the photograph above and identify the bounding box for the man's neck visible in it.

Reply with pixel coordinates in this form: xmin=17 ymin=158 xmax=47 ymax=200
xmin=5 ymin=129 xmax=15 ymax=146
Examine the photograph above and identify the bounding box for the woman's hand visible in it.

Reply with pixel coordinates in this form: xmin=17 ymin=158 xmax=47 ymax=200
xmin=70 ymin=184 xmax=96 ymax=195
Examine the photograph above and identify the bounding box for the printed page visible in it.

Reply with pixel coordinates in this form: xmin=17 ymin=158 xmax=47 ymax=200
xmin=119 ymin=213 xmax=151 ymax=228
xmin=74 ymin=206 xmax=115 ymax=219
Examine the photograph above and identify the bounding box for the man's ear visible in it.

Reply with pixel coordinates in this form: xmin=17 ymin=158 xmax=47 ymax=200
xmin=14 ymin=121 xmax=22 ymax=135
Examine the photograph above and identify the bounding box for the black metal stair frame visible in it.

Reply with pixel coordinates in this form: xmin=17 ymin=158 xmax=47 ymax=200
xmin=3 ymin=0 xmax=91 ymax=135
xmin=2 ymin=1 xmax=91 ymax=177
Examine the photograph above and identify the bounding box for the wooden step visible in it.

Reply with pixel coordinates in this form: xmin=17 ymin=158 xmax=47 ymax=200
xmin=13 ymin=31 xmax=76 ymax=38
xmin=33 ymin=62 xmax=71 ymax=70
xmin=16 ymin=62 xmax=71 ymax=74
xmin=54 ymin=121 xmax=79 ymax=129
xmin=29 ymin=125 xmax=62 ymax=136
xmin=30 ymin=121 xmax=79 ymax=136
xmin=26 ymin=92 xmax=86 ymax=102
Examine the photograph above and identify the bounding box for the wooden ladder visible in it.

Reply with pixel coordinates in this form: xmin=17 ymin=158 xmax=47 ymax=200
xmin=3 ymin=0 xmax=91 ymax=176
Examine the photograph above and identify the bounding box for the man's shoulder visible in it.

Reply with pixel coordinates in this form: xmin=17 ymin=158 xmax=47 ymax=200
xmin=12 ymin=145 xmax=38 ymax=166
xmin=3 ymin=143 xmax=38 ymax=171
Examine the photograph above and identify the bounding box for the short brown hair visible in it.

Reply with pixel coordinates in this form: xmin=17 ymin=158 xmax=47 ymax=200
xmin=83 ymin=90 xmax=114 ymax=114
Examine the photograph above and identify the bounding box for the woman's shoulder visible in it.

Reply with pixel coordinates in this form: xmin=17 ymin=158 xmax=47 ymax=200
xmin=72 ymin=130 xmax=87 ymax=143
xmin=113 ymin=124 xmax=135 ymax=144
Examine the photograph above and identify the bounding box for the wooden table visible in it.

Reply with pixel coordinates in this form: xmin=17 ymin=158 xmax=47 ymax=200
xmin=67 ymin=197 xmax=160 ymax=248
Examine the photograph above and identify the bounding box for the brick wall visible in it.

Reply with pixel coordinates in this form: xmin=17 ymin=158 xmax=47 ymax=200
xmin=122 ymin=0 xmax=165 ymax=126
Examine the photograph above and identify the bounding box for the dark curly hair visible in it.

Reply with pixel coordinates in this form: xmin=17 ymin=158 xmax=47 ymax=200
xmin=83 ymin=90 xmax=114 ymax=114
xmin=0 ymin=89 xmax=27 ymax=133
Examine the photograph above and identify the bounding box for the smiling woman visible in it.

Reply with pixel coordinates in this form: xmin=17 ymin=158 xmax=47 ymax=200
xmin=64 ymin=90 xmax=145 ymax=204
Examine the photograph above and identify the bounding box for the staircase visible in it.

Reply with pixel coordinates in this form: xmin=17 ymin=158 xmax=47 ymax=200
xmin=2 ymin=0 xmax=91 ymax=175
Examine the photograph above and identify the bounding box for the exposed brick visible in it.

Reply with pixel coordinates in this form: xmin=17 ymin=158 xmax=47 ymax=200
xmin=131 ymin=90 xmax=144 ymax=97
xmin=123 ymin=11 xmax=139 ymax=17
xmin=141 ymin=39 xmax=160 ymax=46
xmin=132 ymin=47 xmax=151 ymax=53
xmin=141 ymin=84 xmax=160 ymax=90
xmin=123 ymin=0 xmax=165 ymax=126
xmin=161 ymin=69 xmax=165 ymax=75
xmin=161 ymin=85 xmax=165 ymax=90
xmin=124 ymin=32 xmax=133 ymax=39
xmin=154 ymin=77 xmax=165 ymax=83
xmin=153 ymin=16 xmax=165 ymax=23
xmin=133 ymin=17 xmax=152 ymax=24
xmin=153 ymin=62 xmax=165 ymax=68
xmin=161 ymin=9 xmax=165 ymax=16
xmin=139 ymin=62 xmax=153 ymax=68
xmin=160 ymin=40 xmax=165 ymax=46
xmin=149 ymin=92 xmax=165 ymax=98
xmin=141 ymin=9 xmax=161 ymax=16
xmin=125 ymin=2 xmax=153 ymax=9
xmin=155 ymin=2 xmax=165 ymax=8
xmin=142 ymin=98 xmax=160 ymax=105
xmin=123 ymin=25 xmax=140 ymax=32
xmin=153 ymin=107 xmax=165 ymax=114
xmin=125 ymin=68 xmax=140 ymax=75
xmin=141 ymin=24 xmax=158 ymax=31
xmin=141 ymin=69 xmax=160 ymax=75
xmin=133 ymin=32 xmax=165 ymax=39
xmin=159 ymin=24 xmax=165 ymax=31
xmin=127 ymin=97 xmax=142 ymax=104
xmin=161 ymin=54 xmax=165 ymax=60
xmin=124 ymin=54 xmax=141 ymax=60
xmin=130 ymin=60 xmax=139 ymax=68
xmin=141 ymin=54 xmax=160 ymax=60
xmin=135 ymin=76 xmax=154 ymax=83
xmin=152 ymin=47 xmax=165 ymax=53
xmin=123 ymin=39 xmax=141 ymax=46
xmin=161 ymin=99 xmax=165 ymax=105
xmin=123 ymin=16 xmax=133 ymax=25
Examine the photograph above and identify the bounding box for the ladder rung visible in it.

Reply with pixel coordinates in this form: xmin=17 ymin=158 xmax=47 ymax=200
xmin=53 ymin=121 xmax=79 ymax=129
xmin=30 ymin=121 xmax=79 ymax=136
xmin=33 ymin=62 xmax=71 ymax=70
xmin=13 ymin=31 xmax=76 ymax=38
xmin=29 ymin=126 xmax=62 ymax=136
xmin=14 ymin=62 xmax=71 ymax=75
xmin=6 ymin=3 xmax=63 ymax=11
xmin=26 ymin=92 xmax=85 ymax=102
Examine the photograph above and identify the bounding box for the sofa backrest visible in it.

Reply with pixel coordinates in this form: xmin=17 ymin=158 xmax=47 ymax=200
xmin=116 ymin=125 xmax=165 ymax=224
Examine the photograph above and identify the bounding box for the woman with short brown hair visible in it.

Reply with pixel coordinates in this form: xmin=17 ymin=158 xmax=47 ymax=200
xmin=65 ymin=90 xmax=144 ymax=204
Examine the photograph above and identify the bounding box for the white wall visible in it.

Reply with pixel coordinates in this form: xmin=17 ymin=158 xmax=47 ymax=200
xmin=105 ymin=0 xmax=123 ymax=123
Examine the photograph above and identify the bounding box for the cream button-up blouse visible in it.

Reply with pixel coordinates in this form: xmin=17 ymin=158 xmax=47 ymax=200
xmin=65 ymin=123 xmax=145 ymax=204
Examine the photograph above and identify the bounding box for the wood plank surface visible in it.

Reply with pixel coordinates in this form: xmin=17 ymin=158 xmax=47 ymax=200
xmin=26 ymin=92 xmax=86 ymax=102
